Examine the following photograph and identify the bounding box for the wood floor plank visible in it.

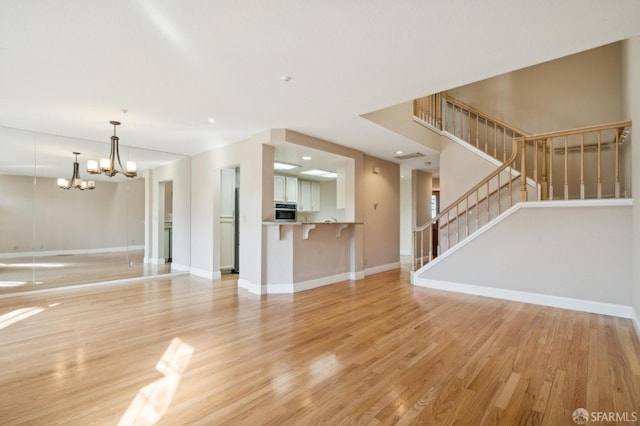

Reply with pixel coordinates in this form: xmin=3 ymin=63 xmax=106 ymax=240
xmin=0 ymin=268 xmax=638 ymax=425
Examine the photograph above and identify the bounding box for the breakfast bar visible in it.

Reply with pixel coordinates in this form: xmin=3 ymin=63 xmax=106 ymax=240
xmin=262 ymin=221 xmax=361 ymax=293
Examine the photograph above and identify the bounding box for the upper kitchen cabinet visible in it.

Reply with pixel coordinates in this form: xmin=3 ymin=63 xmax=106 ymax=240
xmin=274 ymin=175 xmax=298 ymax=203
xmin=298 ymin=180 xmax=320 ymax=212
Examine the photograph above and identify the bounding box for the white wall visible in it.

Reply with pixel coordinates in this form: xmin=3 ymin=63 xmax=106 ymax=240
xmin=415 ymin=202 xmax=633 ymax=307
xmin=146 ymin=157 xmax=191 ymax=270
xmin=622 ymin=36 xmax=640 ymax=330
xmin=189 ymin=130 xmax=272 ymax=285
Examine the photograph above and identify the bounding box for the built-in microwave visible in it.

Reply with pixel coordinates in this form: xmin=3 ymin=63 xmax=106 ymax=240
xmin=274 ymin=202 xmax=297 ymax=222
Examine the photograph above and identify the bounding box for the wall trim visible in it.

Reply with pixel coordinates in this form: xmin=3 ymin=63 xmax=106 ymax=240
xmin=190 ymin=267 xmax=221 ymax=280
xmin=170 ymin=263 xmax=190 ymax=272
xmin=632 ymin=310 xmax=640 ymax=338
xmin=400 ymin=250 xmax=411 ymax=256
xmin=0 ymin=271 xmax=189 ymax=299
xmin=414 ymin=199 xmax=634 ymax=276
xmin=149 ymin=257 xmax=166 ymax=265
xmin=365 ymin=262 xmax=401 ymax=276
xmin=350 ymin=271 xmax=365 ymax=280
xmin=0 ymin=245 xmax=145 ymax=260
xmin=238 ymin=279 xmax=263 ymax=295
xmin=413 ymin=278 xmax=636 ymax=319
xmin=267 ymin=272 xmax=353 ymax=294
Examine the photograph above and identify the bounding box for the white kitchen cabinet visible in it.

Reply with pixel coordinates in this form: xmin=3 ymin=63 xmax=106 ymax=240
xmin=298 ymin=180 xmax=310 ymax=211
xmin=274 ymin=175 xmax=298 ymax=203
xmin=310 ymin=181 xmax=320 ymax=212
xmin=298 ymin=179 xmax=321 ymax=212
xmin=285 ymin=176 xmax=298 ymax=203
xmin=274 ymin=175 xmax=286 ymax=202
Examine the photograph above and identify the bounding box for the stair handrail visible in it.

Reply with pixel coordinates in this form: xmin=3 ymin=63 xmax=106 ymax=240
xmin=412 ymin=136 xmax=521 ymax=271
xmin=412 ymin=119 xmax=632 ymax=271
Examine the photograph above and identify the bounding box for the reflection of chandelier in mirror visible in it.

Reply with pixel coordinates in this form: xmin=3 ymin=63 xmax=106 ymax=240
xmin=57 ymin=152 xmax=95 ymax=190
xmin=87 ymin=121 xmax=137 ymax=178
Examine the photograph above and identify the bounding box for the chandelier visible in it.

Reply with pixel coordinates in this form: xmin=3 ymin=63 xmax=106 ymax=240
xmin=87 ymin=120 xmax=137 ymax=178
xmin=57 ymin=152 xmax=96 ymax=190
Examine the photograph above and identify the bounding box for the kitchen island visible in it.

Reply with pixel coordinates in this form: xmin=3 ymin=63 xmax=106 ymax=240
xmin=261 ymin=221 xmax=363 ymax=293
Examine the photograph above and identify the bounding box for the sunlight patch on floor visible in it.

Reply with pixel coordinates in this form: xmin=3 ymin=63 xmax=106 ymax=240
xmin=119 ymin=337 xmax=194 ymax=426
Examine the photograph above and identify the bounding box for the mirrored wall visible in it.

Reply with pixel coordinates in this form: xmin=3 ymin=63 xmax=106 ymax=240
xmin=0 ymin=126 xmax=186 ymax=294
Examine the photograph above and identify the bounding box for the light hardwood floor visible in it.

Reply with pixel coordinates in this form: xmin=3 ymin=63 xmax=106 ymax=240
xmin=0 ymin=251 xmax=172 ymax=295
xmin=0 ymin=269 xmax=638 ymax=425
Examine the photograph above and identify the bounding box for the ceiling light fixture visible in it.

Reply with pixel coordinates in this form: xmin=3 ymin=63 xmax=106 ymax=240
xmin=274 ymin=162 xmax=299 ymax=170
xmin=302 ymin=156 xmax=312 ymax=161
xmin=57 ymin=152 xmax=95 ymax=190
xmin=87 ymin=121 xmax=137 ymax=178
xmin=300 ymin=169 xmax=337 ymax=179
xmin=395 ymin=150 xmax=404 ymax=155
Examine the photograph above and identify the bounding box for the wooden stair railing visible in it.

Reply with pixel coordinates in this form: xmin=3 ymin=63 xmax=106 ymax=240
xmin=412 ymin=120 xmax=632 ymax=272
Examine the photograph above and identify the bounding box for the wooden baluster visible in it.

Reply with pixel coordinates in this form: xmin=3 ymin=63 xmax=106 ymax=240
xmin=615 ymin=130 xmax=620 ymax=198
xmin=475 ymin=115 xmax=479 ymax=148
xmin=428 ymin=223 xmax=433 ymax=262
xmin=520 ymin=138 xmax=528 ymax=202
xmin=493 ymin=121 xmax=498 ymax=159
xmin=412 ymin=230 xmax=416 ymax=271
xmin=420 ymin=229 xmax=424 ymax=268
xmin=497 ymin=170 xmax=501 ymax=214
xmin=452 ymin=105 xmax=457 ymax=137
xmin=475 ymin=189 xmax=480 ymax=231
xmin=447 ymin=213 xmax=451 ymax=251
xmin=549 ymin=138 xmax=554 ymax=200
xmin=564 ymin=136 xmax=569 ymax=200
xmin=486 ymin=181 xmax=490 ymax=222
xmin=597 ymin=131 xmax=602 ymax=199
xmin=508 ymin=161 xmax=513 ymax=207
xmin=456 ymin=204 xmax=460 ymax=245
xmin=580 ymin=134 xmax=585 ymax=200
xmin=484 ymin=119 xmax=488 ymax=154
xmin=465 ymin=197 xmax=470 ymax=239
xmin=502 ymin=128 xmax=506 ymax=163
xmin=541 ymin=139 xmax=548 ymax=200
xmin=533 ymin=140 xmax=538 ymax=200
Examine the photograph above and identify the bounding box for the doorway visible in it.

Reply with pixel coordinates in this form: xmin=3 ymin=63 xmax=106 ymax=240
xmin=220 ymin=167 xmax=239 ymax=274
xmin=159 ymin=181 xmax=173 ymax=264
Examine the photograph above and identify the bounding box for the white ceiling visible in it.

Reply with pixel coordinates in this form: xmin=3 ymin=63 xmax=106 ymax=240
xmin=1 ymin=1 xmax=640 ymax=171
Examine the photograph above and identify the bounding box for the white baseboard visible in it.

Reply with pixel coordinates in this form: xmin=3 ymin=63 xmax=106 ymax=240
xmin=365 ymin=262 xmax=400 ymax=276
xmin=350 ymin=271 xmax=365 ymax=280
xmin=190 ymin=267 xmax=221 ymax=280
xmin=170 ymin=263 xmax=190 ymax=272
xmin=0 ymin=245 xmax=145 ymax=259
xmin=413 ymin=278 xmax=635 ymax=319
xmin=149 ymin=258 xmax=166 ymax=265
xmin=238 ymin=279 xmax=263 ymax=295
xmin=267 ymin=272 xmax=353 ymax=294
xmin=632 ymin=310 xmax=640 ymax=337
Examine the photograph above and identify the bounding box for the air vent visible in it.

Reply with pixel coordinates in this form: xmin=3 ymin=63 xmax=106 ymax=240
xmin=393 ymin=152 xmax=425 ymax=160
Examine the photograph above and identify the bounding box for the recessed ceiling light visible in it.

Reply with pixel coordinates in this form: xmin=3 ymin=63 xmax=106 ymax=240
xmin=395 ymin=150 xmax=404 ymax=155
xmin=302 ymin=156 xmax=312 ymax=161
xmin=274 ymin=162 xmax=299 ymax=170
xmin=281 ymin=75 xmax=292 ymax=82
xmin=208 ymin=117 xmax=216 ymax=124
xmin=300 ymin=169 xmax=337 ymax=179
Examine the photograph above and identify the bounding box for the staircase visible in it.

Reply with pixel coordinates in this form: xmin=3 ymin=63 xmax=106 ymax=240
xmin=411 ymin=92 xmax=632 ymax=271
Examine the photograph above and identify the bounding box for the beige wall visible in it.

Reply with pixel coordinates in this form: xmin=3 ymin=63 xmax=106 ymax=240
xmin=622 ymin=36 xmax=640 ymax=329
xmin=399 ymin=176 xmax=412 ymax=255
xmin=361 ymin=101 xmax=441 ymax=153
xmin=412 ymin=169 xmax=432 ymax=226
xmin=439 ymin=135 xmax=497 ymax=209
xmin=416 ymin=203 xmax=633 ymax=306
xmin=449 ymin=42 xmax=624 ymax=134
xmin=1 ymin=174 xmax=144 ymax=254
xmin=362 ymin=155 xmax=400 ymax=269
